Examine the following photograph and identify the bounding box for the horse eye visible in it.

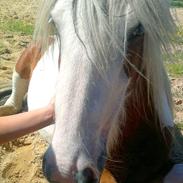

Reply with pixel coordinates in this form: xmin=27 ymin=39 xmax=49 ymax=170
xmin=48 ymin=15 xmax=58 ymax=35
xmin=48 ymin=15 xmax=54 ymax=24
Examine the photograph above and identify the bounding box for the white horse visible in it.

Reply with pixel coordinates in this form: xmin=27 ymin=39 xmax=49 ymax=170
xmin=1 ymin=0 xmax=183 ymax=182
xmin=30 ymin=0 xmax=183 ymax=182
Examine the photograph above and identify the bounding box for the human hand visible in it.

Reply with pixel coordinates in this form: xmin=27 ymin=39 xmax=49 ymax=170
xmin=45 ymin=97 xmax=55 ymax=125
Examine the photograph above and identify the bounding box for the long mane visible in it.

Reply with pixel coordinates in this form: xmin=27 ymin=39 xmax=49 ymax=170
xmin=33 ymin=0 xmax=57 ymax=49
xmin=34 ymin=0 xmax=176 ymax=130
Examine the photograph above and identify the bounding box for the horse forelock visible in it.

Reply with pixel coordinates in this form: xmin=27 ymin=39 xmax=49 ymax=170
xmin=34 ymin=0 xmax=174 ymax=67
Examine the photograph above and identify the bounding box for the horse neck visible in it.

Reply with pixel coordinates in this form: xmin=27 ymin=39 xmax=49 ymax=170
xmin=105 ymin=33 xmax=173 ymax=183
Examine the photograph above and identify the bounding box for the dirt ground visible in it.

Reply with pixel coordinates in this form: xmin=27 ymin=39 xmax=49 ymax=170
xmin=0 ymin=134 xmax=48 ymax=183
xmin=0 ymin=1 xmax=182 ymax=183
xmin=0 ymin=1 xmax=49 ymax=183
xmin=175 ymin=8 xmax=183 ymax=24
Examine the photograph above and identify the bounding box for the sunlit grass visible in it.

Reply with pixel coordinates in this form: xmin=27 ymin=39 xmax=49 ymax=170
xmin=171 ymin=0 xmax=183 ymax=7
xmin=164 ymin=23 xmax=183 ymax=77
xmin=0 ymin=19 xmax=33 ymax=35
xmin=172 ymin=26 xmax=183 ymax=45
xmin=164 ymin=50 xmax=183 ymax=77
xmin=166 ymin=62 xmax=183 ymax=76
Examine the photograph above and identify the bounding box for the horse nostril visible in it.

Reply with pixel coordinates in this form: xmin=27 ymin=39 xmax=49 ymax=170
xmin=75 ymin=167 xmax=97 ymax=183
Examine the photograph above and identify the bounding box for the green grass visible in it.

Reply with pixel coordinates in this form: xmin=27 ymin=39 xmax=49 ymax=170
xmin=0 ymin=19 xmax=33 ymax=35
xmin=164 ymin=50 xmax=183 ymax=77
xmin=171 ymin=0 xmax=183 ymax=7
xmin=166 ymin=24 xmax=183 ymax=77
xmin=172 ymin=26 xmax=183 ymax=45
xmin=166 ymin=62 xmax=183 ymax=76
xmin=176 ymin=122 xmax=183 ymax=131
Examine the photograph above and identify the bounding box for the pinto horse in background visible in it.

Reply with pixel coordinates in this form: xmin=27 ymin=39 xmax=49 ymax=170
xmin=0 ymin=36 xmax=57 ymax=116
xmin=0 ymin=0 xmax=183 ymax=183
xmin=0 ymin=43 xmax=42 ymax=116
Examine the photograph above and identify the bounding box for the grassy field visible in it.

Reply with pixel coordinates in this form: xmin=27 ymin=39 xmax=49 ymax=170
xmin=172 ymin=0 xmax=183 ymax=8
xmin=0 ymin=19 xmax=33 ymax=35
xmin=164 ymin=22 xmax=183 ymax=77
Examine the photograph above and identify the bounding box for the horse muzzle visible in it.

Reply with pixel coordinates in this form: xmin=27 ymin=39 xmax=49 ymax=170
xmin=42 ymin=147 xmax=102 ymax=183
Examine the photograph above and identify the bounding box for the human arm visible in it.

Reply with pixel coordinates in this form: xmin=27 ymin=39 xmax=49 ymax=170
xmin=0 ymin=102 xmax=54 ymax=144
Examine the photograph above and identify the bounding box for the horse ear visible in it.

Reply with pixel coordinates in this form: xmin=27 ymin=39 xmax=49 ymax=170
xmin=100 ymin=169 xmax=117 ymax=183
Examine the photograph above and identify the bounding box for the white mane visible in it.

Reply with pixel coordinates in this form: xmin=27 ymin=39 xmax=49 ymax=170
xmin=33 ymin=0 xmax=57 ymax=50
xmin=34 ymin=0 xmax=176 ymax=131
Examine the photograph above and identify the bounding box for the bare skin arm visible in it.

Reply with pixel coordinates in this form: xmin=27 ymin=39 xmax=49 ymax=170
xmin=0 ymin=103 xmax=54 ymax=144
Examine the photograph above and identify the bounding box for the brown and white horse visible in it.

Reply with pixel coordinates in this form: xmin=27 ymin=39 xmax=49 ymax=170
xmin=0 ymin=0 xmax=183 ymax=183
xmin=0 ymin=42 xmax=41 ymax=116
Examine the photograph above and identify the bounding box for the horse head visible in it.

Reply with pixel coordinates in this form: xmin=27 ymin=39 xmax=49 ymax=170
xmin=34 ymin=0 xmax=175 ymax=182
